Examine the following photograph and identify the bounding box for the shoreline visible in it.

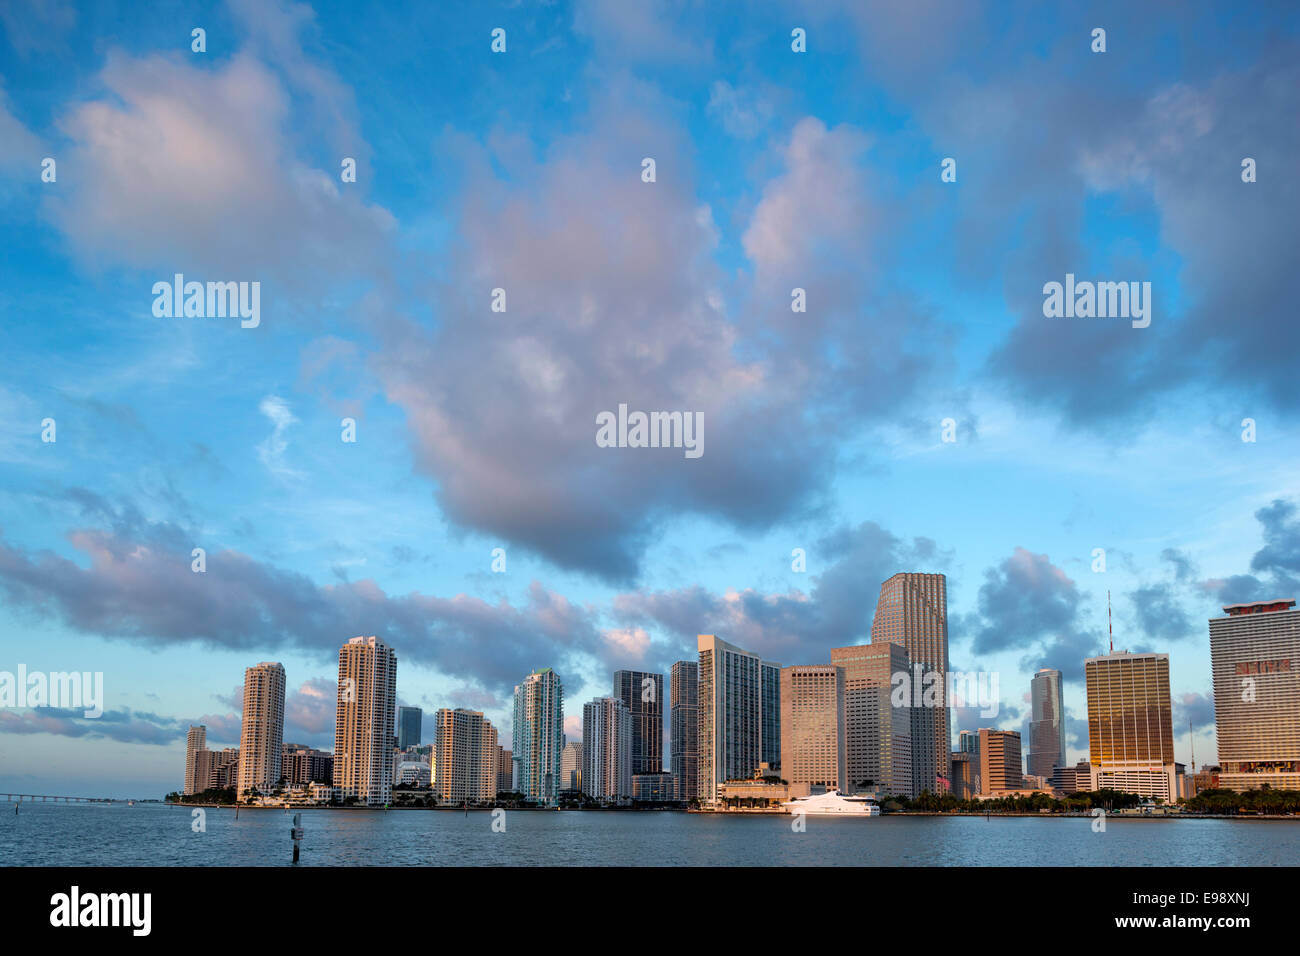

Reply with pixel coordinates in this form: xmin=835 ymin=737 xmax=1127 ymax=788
xmin=152 ymin=803 xmax=1300 ymax=820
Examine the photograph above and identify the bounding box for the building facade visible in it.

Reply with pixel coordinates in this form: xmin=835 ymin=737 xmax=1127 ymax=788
xmin=560 ymin=740 xmax=582 ymax=792
xmin=613 ymin=670 xmax=664 ymax=775
xmin=831 ymin=642 xmax=914 ymax=797
xmin=1028 ymin=668 xmax=1067 ymax=779
xmin=632 ymin=772 xmax=676 ymax=802
xmin=281 ymin=745 xmax=333 ymax=785
xmin=871 ymin=572 xmax=951 ymax=797
xmin=779 ymin=665 xmax=846 ymax=791
xmin=432 ymin=708 xmax=498 ymax=804
xmin=978 ymin=728 xmax=1023 ymax=794
xmin=512 ymin=668 xmax=564 ymax=805
xmin=184 ymin=725 xmax=207 ymax=795
xmin=1210 ymin=600 xmax=1300 ymax=792
xmin=397 ymin=705 xmax=423 ymax=750
xmin=1085 ymin=650 xmax=1177 ymax=800
xmin=497 ymin=746 xmax=514 ymax=794
xmin=697 ymin=635 xmax=768 ymax=803
xmin=237 ymin=662 xmax=286 ymax=800
xmin=670 ymin=660 xmax=699 ymax=802
xmin=582 ymin=697 xmax=633 ymax=802
xmin=761 ymin=661 xmax=782 ymax=770
xmin=334 ymin=636 xmax=398 ymax=806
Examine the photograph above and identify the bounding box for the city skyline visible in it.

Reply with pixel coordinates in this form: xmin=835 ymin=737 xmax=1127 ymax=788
xmin=4 ymin=0 xmax=1300 ymax=802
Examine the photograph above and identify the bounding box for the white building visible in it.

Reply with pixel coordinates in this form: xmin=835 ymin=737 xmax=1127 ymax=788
xmin=237 ymin=662 xmax=286 ymax=800
xmin=582 ymin=697 xmax=632 ymax=802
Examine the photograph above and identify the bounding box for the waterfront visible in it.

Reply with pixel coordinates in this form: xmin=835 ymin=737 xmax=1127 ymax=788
xmin=3 ymin=802 xmax=1299 ymax=866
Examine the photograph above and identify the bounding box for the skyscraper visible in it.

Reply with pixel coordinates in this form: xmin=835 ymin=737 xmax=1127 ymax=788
xmin=613 ymin=670 xmax=664 ymax=774
xmin=560 ymin=740 xmax=582 ymax=791
xmin=237 ymin=662 xmax=286 ymax=800
xmin=831 ymin=642 xmax=914 ymax=797
xmin=582 ymin=697 xmax=632 ymax=801
xmin=397 ymin=705 xmax=423 ymax=750
xmin=1028 ymin=668 xmax=1067 ymax=778
xmin=334 ymin=636 xmax=398 ymax=806
xmin=512 ymin=668 xmax=564 ymax=805
xmin=978 ymin=728 xmax=1023 ymax=794
xmin=761 ymin=661 xmax=782 ymax=769
xmin=497 ymin=746 xmax=514 ymax=794
xmin=1209 ymin=599 xmax=1300 ymax=792
xmin=432 ymin=708 xmax=498 ymax=804
xmin=697 ymin=635 xmax=771 ymax=803
xmin=670 ymin=660 xmax=699 ymax=802
xmin=184 ymin=724 xmax=207 ymax=795
xmin=1085 ymin=650 xmax=1178 ymax=799
xmin=779 ymin=665 xmax=846 ymax=790
xmin=871 ymin=572 xmax=950 ymax=796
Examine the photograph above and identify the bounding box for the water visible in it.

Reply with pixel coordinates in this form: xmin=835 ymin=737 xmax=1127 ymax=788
xmin=3 ymin=803 xmax=1298 ymax=866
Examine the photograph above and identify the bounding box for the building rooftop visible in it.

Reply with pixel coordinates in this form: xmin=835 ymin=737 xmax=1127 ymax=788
xmin=1220 ymin=600 xmax=1296 ymax=616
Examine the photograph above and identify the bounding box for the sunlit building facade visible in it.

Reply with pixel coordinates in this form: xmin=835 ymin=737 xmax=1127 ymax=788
xmin=1210 ymin=600 xmax=1300 ymax=792
xmin=871 ymin=572 xmax=950 ymax=797
xmin=1028 ymin=668 xmax=1067 ymax=778
xmin=831 ymin=642 xmax=914 ymax=797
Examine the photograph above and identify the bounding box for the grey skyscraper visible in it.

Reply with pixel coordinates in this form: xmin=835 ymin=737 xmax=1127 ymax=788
xmin=613 ymin=670 xmax=664 ymax=774
xmin=871 ymin=572 xmax=950 ymax=797
xmin=582 ymin=697 xmax=632 ymax=801
xmin=761 ymin=661 xmax=781 ymax=769
xmin=670 ymin=660 xmax=699 ymax=802
xmin=832 ymin=643 xmax=914 ymax=797
xmin=397 ymin=705 xmax=423 ymax=749
xmin=1028 ymin=668 xmax=1067 ymax=778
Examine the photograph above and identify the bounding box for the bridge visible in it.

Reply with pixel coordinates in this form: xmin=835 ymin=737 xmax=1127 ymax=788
xmin=2 ymin=792 xmax=120 ymax=804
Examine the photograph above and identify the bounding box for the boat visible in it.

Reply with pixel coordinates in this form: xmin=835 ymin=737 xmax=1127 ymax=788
xmin=781 ymin=790 xmax=881 ymax=816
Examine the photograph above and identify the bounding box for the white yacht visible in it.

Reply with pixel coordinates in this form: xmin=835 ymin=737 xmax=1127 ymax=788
xmin=781 ymin=790 xmax=881 ymax=816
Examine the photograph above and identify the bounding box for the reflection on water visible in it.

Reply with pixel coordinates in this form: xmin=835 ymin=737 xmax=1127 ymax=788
xmin=2 ymin=802 xmax=1298 ymax=866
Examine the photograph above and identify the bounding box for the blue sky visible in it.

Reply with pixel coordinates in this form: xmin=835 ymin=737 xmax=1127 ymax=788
xmin=1 ymin=0 xmax=1298 ymax=798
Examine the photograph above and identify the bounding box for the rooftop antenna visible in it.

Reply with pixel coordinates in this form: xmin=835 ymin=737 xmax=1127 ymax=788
xmin=1107 ymin=590 xmax=1113 ymax=655
xmin=1189 ymin=719 xmax=1196 ymax=773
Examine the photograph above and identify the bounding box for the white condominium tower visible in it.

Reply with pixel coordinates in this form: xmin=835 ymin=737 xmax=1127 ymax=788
xmin=697 ymin=634 xmax=775 ymax=803
xmin=184 ymin=724 xmax=207 ymax=795
xmin=236 ymin=662 xmax=286 ymax=800
xmin=512 ymin=668 xmax=564 ymax=805
xmin=334 ymin=636 xmax=398 ymax=806
xmin=1210 ymin=599 xmax=1300 ymax=792
xmin=582 ymin=696 xmax=632 ymax=801
xmin=433 ymin=708 xmax=498 ymax=804
xmin=871 ymin=572 xmax=951 ymax=797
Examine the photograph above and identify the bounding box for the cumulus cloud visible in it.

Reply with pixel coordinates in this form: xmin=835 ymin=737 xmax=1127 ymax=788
xmin=46 ymin=45 xmax=395 ymax=293
xmin=0 ymin=502 xmax=613 ymax=695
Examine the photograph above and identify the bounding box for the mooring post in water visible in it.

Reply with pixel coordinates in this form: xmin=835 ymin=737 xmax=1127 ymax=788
xmin=290 ymin=812 xmax=304 ymax=864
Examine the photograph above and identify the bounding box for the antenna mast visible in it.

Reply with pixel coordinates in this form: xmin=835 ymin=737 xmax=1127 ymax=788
xmin=1190 ymin=719 xmax=1196 ymax=772
xmin=1107 ymin=590 xmax=1113 ymax=654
